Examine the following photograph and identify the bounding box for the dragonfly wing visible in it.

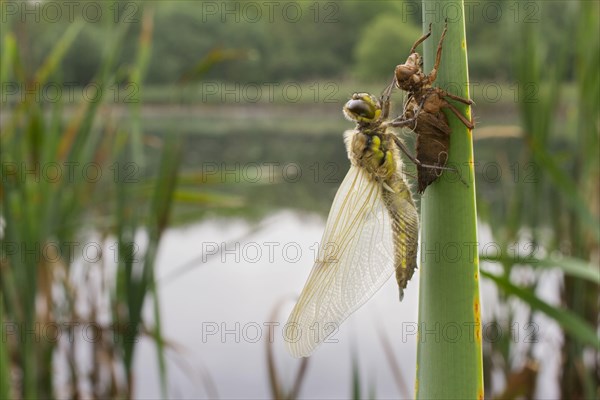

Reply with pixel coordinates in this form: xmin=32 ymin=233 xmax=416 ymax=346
xmin=286 ymin=165 xmax=396 ymax=357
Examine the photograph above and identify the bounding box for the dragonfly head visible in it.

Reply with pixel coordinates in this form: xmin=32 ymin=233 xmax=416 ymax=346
xmin=343 ymin=93 xmax=382 ymax=124
xmin=395 ymin=53 xmax=422 ymax=91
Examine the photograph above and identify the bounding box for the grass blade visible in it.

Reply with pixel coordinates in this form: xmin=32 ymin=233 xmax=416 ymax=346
xmin=33 ymin=21 xmax=84 ymax=85
xmin=481 ymin=270 xmax=600 ymax=350
xmin=351 ymin=351 xmax=361 ymax=400
xmin=376 ymin=323 xmax=410 ymax=398
xmin=480 ymin=254 xmax=600 ymax=285
xmin=0 ymin=293 xmax=12 ymax=400
xmin=0 ymin=32 xmax=16 ymax=84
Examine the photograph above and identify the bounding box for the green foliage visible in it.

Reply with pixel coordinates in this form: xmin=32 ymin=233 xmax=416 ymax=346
xmin=62 ymin=24 xmax=105 ymax=84
xmin=0 ymin=6 xmax=176 ymax=398
xmin=482 ymin=271 xmax=599 ymax=350
xmin=352 ymin=16 xmax=421 ymax=82
xmin=475 ymin=1 xmax=599 ymax=396
xmin=147 ymin=5 xmax=228 ymax=83
xmin=0 ymin=1 xmax=438 ymax=84
xmin=3 ymin=1 xmax=580 ymax=84
xmin=2 ymin=0 xmax=597 ymax=398
xmin=1 ymin=2 xmax=256 ymax=396
xmin=0 ymin=295 xmax=10 ymax=400
xmin=480 ymin=254 xmax=600 ymax=285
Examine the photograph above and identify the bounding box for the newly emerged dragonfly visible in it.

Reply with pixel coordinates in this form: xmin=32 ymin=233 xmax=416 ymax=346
xmin=286 ymin=91 xmax=419 ymax=358
xmin=388 ymin=21 xmax=474 ymax=193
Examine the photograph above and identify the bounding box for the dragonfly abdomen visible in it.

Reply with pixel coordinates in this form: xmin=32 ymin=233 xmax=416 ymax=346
xmin=382 ymin=173 xmax=419 ymax=300
xmin=347 ymin=128 xmax=419 ymax=300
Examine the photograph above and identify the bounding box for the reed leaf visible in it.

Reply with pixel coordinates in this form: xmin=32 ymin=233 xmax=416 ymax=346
xmin=480 ymin=255 xmax=600 ymax=285
xmin=481 ymin=270 xmax=600 ymax=350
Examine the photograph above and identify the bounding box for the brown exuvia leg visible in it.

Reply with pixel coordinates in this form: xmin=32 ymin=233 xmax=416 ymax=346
xmin=380 ymin=78 xmax=397 ymax=120
xmin=441 ymin=90 xmax=474 ymax=105
xmin=392 ymin=135 xmax=457 ymax=174
xmin=409 ymin=23 xmax=432 ymax=54
xmin=426 ymin=20 xmax=449 ymax=85
xmin=444 ymin=101 xmax=475 ymax=130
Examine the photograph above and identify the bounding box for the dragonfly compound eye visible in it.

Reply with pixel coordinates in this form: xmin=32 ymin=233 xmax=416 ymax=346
xmin=343 ymin=94 xmax=381 ymax=122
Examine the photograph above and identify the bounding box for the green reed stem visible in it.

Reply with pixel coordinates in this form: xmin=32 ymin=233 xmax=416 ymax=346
xmin=415 ymin=1 xmax=484 ymax=398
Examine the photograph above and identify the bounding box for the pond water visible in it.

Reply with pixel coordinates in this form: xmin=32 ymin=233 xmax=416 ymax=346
xmin=136 ymin=211 xmax=419 ymax=399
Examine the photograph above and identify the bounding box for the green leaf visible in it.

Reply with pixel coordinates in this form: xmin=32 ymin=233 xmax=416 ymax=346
xmin=481 ymin=270 xmax=600 ymax=350
xmin=0 ymin=32 xmax=16 ymax=84
xmin=34 ymin=21 xmax=84 ymax=85
xmin=530 ymin=147 xmax=600 ymax=242
xmin=352 ymin=351 xmax=361 ymax=400
xmin=178 ymin=47 xmax=251 ymax=83
xmin=480 ymin=254 xmax=600 ymax=285
xmin=0 ymin=294 xmax=12 ymax=400
xmin=173 ymin=190 xmax=243 ymax=207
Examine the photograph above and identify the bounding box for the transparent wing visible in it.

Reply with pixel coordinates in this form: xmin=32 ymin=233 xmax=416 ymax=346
xmin=286 ymin=166 xmax=396 ymax=357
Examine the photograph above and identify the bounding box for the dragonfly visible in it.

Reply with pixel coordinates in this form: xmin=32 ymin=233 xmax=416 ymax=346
xmin=286 ymin=90 xmax=419 ymax=358
xmin=387 ymin=20 xmax=474 ymax=193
